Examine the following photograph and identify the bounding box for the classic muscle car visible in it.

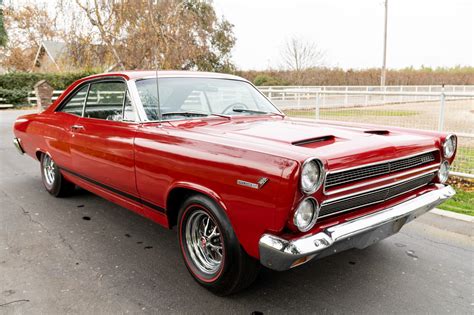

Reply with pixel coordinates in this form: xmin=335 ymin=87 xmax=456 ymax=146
xmin=13 ymin=71 xmax=456 ymax=295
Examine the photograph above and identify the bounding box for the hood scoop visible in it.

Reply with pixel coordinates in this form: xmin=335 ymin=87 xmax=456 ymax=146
xmin=292 ymin=135 xmax=335 ymax=146
xmin=364 ymin=130 xmax=390 ymax=135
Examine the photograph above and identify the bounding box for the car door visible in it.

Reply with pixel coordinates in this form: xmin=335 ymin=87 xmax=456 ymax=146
xmin=47 ymin=84 xmax=89 ymax=170
xmin=70 ymin=80 xmax=139 ymax=197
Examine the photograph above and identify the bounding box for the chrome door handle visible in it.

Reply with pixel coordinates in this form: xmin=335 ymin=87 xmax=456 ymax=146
xmin=71 ymin=124 xmax=85 ymax=131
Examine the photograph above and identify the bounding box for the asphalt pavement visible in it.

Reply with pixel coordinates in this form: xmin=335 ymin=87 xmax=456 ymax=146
xmin=1 ymin=110 xmax=473 ymax=314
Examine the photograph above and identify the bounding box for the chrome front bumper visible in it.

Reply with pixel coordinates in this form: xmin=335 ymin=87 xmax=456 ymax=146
xmin=259 ymin=185 xmax=455 ymax=271
xmin=13 ymin=137 xmax=25 ymax=155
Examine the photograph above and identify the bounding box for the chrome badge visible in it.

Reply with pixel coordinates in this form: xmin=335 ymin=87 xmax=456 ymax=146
xmin=237 ymin=177 xmax=269 ymax=189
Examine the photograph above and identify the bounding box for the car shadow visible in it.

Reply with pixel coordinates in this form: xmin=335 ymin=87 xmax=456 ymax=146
xmin=24 ymin=182 xmax=413 ymax=312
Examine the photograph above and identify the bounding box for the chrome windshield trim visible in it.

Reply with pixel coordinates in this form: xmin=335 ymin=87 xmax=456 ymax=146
xmin=322 ymin=170 xmax=438 ymax=205
xmin=324 ymin=163 xmax=440 ymax=195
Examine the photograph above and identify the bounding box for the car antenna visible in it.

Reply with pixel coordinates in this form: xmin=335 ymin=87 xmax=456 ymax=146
xmin=154 ymin=48 xmax=163 ymax=122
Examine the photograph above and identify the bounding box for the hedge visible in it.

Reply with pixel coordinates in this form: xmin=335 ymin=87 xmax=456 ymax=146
xmin=253 ymin=74 xmax=288 ymax=86
xmin=0 ymin=71 xmax=98 ymax=105
xmin=238 ymin=67 xmax=474 ymax=86
xmin=0 ymin=71 xmax=98 ymax=90
xmin=0 ymin=87 xmax=29 ymax=104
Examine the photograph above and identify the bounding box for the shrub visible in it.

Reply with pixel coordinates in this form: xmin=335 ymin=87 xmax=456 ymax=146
xmin=240 ymin=67 xmax=474 ymax=86
xmin=0 ymin=70 xmax=98 ymax=91
xmin=0 ymin=88 xmax=29 ymax=104
xmin=253 ymin=74 xmax=287 ymax=86
xmin=0 ymin=70 xmax=99 ymax=105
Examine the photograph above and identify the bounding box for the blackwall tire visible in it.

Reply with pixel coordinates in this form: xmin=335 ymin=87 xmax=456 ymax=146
xmin=40 ymin=153 xmax=75 ymax=197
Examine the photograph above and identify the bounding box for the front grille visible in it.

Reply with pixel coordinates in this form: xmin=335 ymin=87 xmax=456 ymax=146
xmin=320 ymin=172 xmax=436 ymax=218
xmin=325 ymin=151 xmax=437 ymax=189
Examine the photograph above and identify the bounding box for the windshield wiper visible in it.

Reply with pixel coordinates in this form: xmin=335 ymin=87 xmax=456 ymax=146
xmin=162 ymin=111 xmax=232 ymax=120
xmin=162 ymin=111 xmax=209 ymax=117
xmin=232 ymin=108 xmax=285 ymax=117
xmin=209 ymin=113 xmax=232 ymax=119
xmin=232 ymin=108 xmax=269 ymax=115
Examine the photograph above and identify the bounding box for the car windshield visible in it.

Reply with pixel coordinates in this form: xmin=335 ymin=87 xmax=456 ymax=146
xmin=135 ymin=77 xmax=281 ymax=121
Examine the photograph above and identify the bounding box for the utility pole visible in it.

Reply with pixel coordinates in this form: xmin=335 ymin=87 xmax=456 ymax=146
xmin=381 ymin=0 xmax=388 ymax=86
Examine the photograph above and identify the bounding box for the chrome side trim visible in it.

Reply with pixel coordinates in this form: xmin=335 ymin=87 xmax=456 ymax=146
xmin=13 ymin=138 xmax=25 ymax=155
xmin=259 ymin=185 xmax=455 ymax=271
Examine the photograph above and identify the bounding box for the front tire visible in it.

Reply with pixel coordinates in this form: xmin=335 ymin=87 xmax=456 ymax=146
xmin=178 ymin=194 xmax=260 ymax=296
xmin=40 ymin=153 xmax=75 ymax=197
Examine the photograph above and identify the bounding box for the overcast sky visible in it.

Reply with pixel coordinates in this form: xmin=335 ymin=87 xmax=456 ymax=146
xmin=213 ymin=0 xmax=473 ymax=70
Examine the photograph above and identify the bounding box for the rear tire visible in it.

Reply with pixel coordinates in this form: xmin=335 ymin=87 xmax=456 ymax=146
xmin=178 ymin=194 xmax=260 ymax=296
xmin=40 ymin=153 xmax=75 ymax=197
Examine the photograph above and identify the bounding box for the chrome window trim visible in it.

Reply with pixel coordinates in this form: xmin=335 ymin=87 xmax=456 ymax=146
xmin=324 ymin=162 xmax=440 ymax=196
xmin=126 ymin=80 xmax=147 ymax=122
xmin=319 ymin=173 xmax=436 ymax=219
xmin=322 ymin=169 xmax=438 ymax=205
xmin=81 ymin=83 xmax=91 ymax=118
xmin=56 ymin=76 xmax=141 ymax=124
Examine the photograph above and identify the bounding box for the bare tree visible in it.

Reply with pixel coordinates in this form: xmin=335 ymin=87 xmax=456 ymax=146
xmin=281 ymin=36 xmax=325 ymax=84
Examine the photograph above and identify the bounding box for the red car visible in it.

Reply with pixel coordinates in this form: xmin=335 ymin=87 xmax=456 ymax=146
xmin=13 ymin=71 xmax=456 ymax=295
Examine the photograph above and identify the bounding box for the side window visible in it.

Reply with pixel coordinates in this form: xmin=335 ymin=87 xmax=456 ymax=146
xmin=84 ymin=82 xmax=127 ymax=120
xmin=59 ymin=85 xmax=89 ymax=116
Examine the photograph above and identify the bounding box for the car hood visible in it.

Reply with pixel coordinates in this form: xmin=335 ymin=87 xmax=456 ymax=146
xmin=167 ymin=116 xmax=439 ymax=171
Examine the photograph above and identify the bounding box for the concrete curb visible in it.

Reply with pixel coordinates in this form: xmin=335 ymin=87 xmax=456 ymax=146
xmin=431 ymin=208 xmax=474 ymax=223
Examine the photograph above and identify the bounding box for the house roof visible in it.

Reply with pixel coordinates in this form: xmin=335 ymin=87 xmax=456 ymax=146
xmin=33 ymin=40 xmax=67 ymax=70
xmin=42 ymin=40 xmax=67 ymax=61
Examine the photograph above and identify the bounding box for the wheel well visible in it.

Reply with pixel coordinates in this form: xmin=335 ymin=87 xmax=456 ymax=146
xmin=35 ymin=150 xmax=43 ymax=161
xmin=166 ymin=187 xmax=204 ymax=228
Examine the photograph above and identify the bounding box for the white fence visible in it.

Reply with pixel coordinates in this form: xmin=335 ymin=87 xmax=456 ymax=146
xmin=26 ymin=85 xmax=474 ymax=178
xmin=258 ymin=85 xmax=474 ymax=178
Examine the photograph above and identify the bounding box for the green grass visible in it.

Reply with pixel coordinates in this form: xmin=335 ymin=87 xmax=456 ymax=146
xmin=438 ymin=187 xmax=474 ymax=216
xmin=452 ymin=147 xmax=474 ymax=174
xmin=285 ymin=108 xmax=420 ymax=118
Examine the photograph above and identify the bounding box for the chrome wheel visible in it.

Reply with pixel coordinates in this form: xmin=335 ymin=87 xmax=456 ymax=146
xmin=42 ymin=154 xmax=56 ymax=188
xmin=184 ymin=209 xmax=223 ymax=275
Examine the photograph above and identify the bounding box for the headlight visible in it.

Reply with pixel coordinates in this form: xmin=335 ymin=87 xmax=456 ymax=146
xmin=293 ymin=197 xmax=319 ymax=232
xmin=300 ymin=158 xmax=324 ymax=194
xmin=442 ymin=134 xmax=457 ymax=159
xmin=438 ymin=161 xmax=449 ymax=183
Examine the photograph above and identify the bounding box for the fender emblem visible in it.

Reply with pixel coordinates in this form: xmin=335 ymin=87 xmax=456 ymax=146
xmin=237 ymin=177 xmax=269 ymax=189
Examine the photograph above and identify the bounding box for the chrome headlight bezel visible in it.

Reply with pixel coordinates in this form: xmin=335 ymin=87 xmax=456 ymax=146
xmin=442 ymin=134 xmax=457 ymax=159
xmin=293 ymin=197 xmax=320 ymax=232
xmin=438 ymin=160 xmax=449 ymax=183
xmin=300 ymin=158 xmax=325 ymax=195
